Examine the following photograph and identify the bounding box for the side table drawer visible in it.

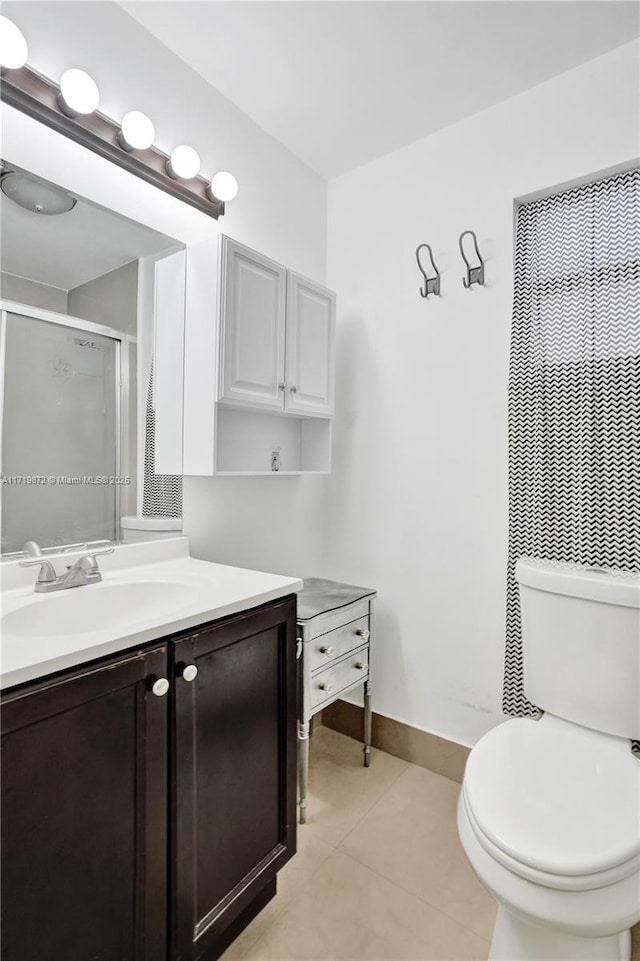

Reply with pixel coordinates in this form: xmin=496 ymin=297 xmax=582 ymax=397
xmin=310 ymin=646 xmax=369 ymax=711
xmin=307 ymin=599 xmax=371 ymax=639
xmin=308 ymin=615 xmax=370 ymax=673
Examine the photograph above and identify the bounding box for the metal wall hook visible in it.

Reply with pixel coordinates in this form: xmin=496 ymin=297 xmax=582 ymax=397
xmin=415 ymin=244 xmax=441 ymax=298
xmin=459 ymin=230 xmax=485 ymax=288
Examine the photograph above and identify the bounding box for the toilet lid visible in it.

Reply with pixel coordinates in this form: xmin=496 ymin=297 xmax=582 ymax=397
xmin=464 ymin=717 xmax=640 ymax=877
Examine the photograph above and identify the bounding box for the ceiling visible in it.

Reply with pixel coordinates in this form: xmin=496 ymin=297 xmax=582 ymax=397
xmin=0 ymin=164 xmax=178 ymax=291
xmin=121 ymin=1 xmax=640 ymax=179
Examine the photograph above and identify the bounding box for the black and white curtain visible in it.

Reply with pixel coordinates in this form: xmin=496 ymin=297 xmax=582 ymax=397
xmin=142 ymin=360 xmax=183 ymax=519
xmin=504 ymin=169 xmax=640 ymax=718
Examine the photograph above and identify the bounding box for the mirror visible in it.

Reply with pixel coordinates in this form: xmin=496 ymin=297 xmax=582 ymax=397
xmin=0 ymin=160 xmax=186 ymax=554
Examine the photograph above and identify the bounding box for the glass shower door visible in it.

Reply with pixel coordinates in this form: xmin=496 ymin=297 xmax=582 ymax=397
xmin=1 ymin=311 xmax=119 ymax=553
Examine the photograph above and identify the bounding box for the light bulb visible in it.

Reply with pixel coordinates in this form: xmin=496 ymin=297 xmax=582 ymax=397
xmin=167 ymin=145 xmax=200 ymax=180
xmin=118 ymin=110 xmax=155 ymax=151
xmin=208 ymin=171 xmax=238 ymax=203
xmin=58 ymin=68 xmax=100 ymax=117
xmin=0 ymin=16 xmax=28 ymax=70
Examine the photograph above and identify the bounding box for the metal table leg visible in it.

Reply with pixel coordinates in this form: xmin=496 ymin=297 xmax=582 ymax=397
xmin=363 ymin=678 xmax=372 ymax=768
xmin=298 ymin=719 xmax=310 ymax=824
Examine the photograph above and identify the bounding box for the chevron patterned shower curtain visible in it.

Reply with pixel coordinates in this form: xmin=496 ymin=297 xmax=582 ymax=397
xmin=504 ymin=168 xmax=640 ymax=718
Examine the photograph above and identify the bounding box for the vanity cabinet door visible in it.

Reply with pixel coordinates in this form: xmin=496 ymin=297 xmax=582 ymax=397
xmin=172 ymin=596 xmax=297 ymax=961
xmin=219 ymin=237 xmax=287 ymax=411
xmin=284 ymin=271 xmax=335 ymax=417
xmin=0 ymin=646 xmax=168 ymax=961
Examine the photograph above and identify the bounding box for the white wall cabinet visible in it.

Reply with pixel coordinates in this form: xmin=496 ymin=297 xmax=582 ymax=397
xmin=284 ymin=272 xmax=335 ymax=418
xmin=219 ymin=239 xmax=287 ymax=412
xmin=184 ymin=236 xmax=335 ymax=476
xmin=219 ymin=239 xmax=334 ymax=419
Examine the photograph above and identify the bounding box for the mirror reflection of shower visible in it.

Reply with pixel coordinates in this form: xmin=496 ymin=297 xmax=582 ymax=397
xmin=0 ymin=161 xmax=186 ymax=554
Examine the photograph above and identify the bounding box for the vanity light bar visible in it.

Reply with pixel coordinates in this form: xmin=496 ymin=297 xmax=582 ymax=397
xmin=0 ymin=64 xmax=227 ymax=219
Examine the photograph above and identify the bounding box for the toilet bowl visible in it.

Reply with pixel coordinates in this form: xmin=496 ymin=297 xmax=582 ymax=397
xmin=458 ymin=715 xmax=640 ymax=959
xmin=458 ymin=559 xmax=640 ymax=961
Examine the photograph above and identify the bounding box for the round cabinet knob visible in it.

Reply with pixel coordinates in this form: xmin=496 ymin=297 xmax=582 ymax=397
xmin=356 ymin=628 xmax=370 ymax=640
xmin=278 ymin=383 xmax=286 ymax=391
xmin=289 ymin=385 xmax=297 ymax=394
xmin=318 ymin=681 xmax=334 ymax=693
xmin=151 ymin=677 xmax=170 ymax=697
xmin=354 ymin=662 xmax=367 ymax=671
xmin=181 ymin=664 xmax=198 ymax=683
xmin=320 ymin=645 xmax=335 ymax=657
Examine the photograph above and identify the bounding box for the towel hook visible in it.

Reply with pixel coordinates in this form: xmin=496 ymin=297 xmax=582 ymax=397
xmin=415 ymin=244 xmax=441 ymax=298
xmin=459 ymin=230 xmax=485 ymax=288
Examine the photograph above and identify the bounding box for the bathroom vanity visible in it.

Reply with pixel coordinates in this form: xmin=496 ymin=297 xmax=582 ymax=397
xmin=0 ymin=538 xmax=301 ymax=961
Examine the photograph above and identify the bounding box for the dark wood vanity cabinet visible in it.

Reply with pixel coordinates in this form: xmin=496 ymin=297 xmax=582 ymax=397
xmin=1 ymin=645 xmax=169 ymax=961
xmin=0 ymin=595 xmax=297 ymax=961
xmin=172 ymin=596 xmax=297 ymax=960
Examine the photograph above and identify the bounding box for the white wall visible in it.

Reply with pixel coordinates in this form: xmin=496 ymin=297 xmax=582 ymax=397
xmin=68 ymin=261 xmax=138 ymax=334
xmin=325 ymin=41 xmax=640 ymax=747
xmin=3 ymin=1 xmax=328 ymax=579
xmin=1 ymin=273 xmax=68 ymax=313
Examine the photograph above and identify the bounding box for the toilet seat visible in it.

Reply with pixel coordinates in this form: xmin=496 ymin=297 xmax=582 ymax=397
xmin=463 ymin=716 xmax=640 ymax=890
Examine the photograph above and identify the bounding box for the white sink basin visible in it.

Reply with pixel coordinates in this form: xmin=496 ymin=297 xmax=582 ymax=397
xmin=0 ymin=539 xmax=303 ymax=690
xmin=2 ymin=580 xmax=208 ymax=638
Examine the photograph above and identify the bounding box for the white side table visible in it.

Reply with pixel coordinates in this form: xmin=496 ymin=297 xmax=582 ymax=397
xmin=296 ymin=578 xmax=376 ymax=824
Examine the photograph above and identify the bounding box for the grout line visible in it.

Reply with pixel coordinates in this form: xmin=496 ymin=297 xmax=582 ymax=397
xmin=333 ymin=848 xmax=492 ymax=954
xmin=334 ymin=847 xmax=493 ymax=951
xmin=311 ymin=727 xmax=411 ymax=848
xmin=323 ymin=745 xmax=495 ymax=947
xmin=335 ymin=755 xmax=411 ymax=849
xmin=228 ymin=736 xmax=492 ymax=959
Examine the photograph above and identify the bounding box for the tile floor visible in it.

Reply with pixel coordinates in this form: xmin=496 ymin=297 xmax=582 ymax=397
xmin=222 ymin=725 xmax=640 ymax=961
xmin=222 ymin=726 xmax=495 ymax=961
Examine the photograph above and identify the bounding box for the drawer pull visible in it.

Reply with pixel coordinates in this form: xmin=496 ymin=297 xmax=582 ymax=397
xmin=355 ymin=628 xmax=370 ymax=640
xmin=354 ymin=662 xmax=367 ymax=671
xmin=151 ymin=678 xmax=170 ymax=697
xmin=320 ymin=645 xmax=335 ymax=656
xmin=318 ymin=681 xmax=334 ymax=693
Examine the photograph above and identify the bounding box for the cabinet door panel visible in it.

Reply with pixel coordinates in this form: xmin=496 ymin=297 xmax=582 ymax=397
xmin=173 ymin=597 xmax=297 ymax=961
xmin=0 ymin=647 xmax=168 ymax=961
xmin=219 ymin=239 xmax=286 ymax=410
xmin=285 ymin=272 xmax=335 ymax=417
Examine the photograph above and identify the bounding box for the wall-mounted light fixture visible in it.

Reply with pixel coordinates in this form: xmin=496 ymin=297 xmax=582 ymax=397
xmin=209 ymin=171 xmax=238 ymax=203
xmin=167 ymin=144 xmax=201 ymax=180
xmin=58 ymin=68 xmax=100 ymax=117
xmin=0 ymin=16 xmax=238 ymax=219
xmin=117 ymin=111 xmax=155 ymax=152
xmin=0 ymin=15 xmax=28 ymax=71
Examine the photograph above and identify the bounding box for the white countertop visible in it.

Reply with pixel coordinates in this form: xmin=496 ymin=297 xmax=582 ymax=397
xmin=0 ymin=537 xmax=303 ymax=690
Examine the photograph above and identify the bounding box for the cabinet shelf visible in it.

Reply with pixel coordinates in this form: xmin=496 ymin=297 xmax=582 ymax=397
xmin=215 ymin=405 xmax=331 ymax=475
xmin=214 ymin=471 xmax=330 ymax=477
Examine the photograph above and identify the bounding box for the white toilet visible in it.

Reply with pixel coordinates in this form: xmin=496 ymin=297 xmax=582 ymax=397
xmin=458 ymin=558 xmax=640 ymax=961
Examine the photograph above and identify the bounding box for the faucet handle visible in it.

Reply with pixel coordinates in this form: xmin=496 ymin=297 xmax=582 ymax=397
xmin=22 ymin=540 xmax=43 ymax=557
xmin=18 ymin=554 xmax=57 ymax=583
xmin=84 ymin=546 xmax=114 ymax=561
xmin=20 ymin=554 xmax=55 ymax=568
xmin=72 ymin=546 xmax=114 ymax=572
xmin=62 ymin=539 xmax=111 ymax=553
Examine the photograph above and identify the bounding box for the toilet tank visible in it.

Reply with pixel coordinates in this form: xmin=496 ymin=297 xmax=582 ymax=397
xmin=516 ymin=558 xmax=640 ymax=740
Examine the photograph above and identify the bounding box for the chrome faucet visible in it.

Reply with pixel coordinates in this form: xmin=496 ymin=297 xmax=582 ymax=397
xmin=19 ymin=541 xmax=114 ymax=593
